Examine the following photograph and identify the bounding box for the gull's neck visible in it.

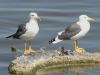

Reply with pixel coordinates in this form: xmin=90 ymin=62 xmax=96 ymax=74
xmin=29 ymin=18 xmax=38 ymax=24
xmin=77 ymin=19 xmax=90 ymax=25
xmin=77 ymin=19 xmax=90 ymax=33
xmin=79 ymin=19 xmax=89 ymax=22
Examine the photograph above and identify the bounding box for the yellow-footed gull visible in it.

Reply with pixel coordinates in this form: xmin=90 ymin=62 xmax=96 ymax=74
xmin=49 ymin=15 xmax=94 ymax=53
xmin=6 ymin=12 xmax=41 ymax=55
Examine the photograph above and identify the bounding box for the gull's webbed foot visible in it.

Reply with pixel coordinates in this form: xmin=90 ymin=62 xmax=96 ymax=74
xmin=75 ymin=48 xmax=86 ymax=53
xmin=24 ymin=49 xmax=35 ymax=55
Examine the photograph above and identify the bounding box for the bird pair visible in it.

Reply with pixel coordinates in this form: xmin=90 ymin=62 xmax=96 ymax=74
xmin=6 ymin=12 xmax=94 ymax=55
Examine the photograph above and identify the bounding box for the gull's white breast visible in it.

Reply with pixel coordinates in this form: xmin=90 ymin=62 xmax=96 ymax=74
xmin=71 ymin=21 xmax=90 ymax=40
xmin=20 ymin=20 xmax=39 ymax=41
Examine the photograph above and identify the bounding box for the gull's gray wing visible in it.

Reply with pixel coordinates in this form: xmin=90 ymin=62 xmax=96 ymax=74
xmin=6 ymin=24 xmax=27 ymax=39
xmin=58 ymin=23 xmax=81 ymax=40
xmin=14 ymin=24 xmax=26 ymax=38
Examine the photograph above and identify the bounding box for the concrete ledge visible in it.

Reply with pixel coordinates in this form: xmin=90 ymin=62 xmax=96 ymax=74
xmin=8 ymin=51 xmax=100 ymax=75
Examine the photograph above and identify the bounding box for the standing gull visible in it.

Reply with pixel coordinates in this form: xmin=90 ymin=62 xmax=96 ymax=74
xmin=49 ymin=15 xmax=94 ymax=53
xmin=6 ymin=12 xmax=41 ymax=55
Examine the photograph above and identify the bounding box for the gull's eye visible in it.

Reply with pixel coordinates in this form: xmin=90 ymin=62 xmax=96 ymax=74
xmin=31 ymin=15 xmax=34 ymax=16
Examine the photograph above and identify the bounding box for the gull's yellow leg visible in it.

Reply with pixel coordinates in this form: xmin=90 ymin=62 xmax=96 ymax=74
xmin=74 ymin=40 xmax=85 ymax=53
xmin=24 ymin=41 xmax=35 ymax=55
xmin=28 ymin=40 xmax=35 ymax=53
xmin=74 ymin=40 xmax=78 ymax=50
xmin=24 ymin=42 xmax=30 ymax=55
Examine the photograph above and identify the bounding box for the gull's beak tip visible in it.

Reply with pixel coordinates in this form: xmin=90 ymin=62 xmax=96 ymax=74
xmin=89 ymin=17 xmax=95 ymax=21
xmin=38 ymin=16 xmax=41 ymax=21
xmin=91 ymin=18 xmax=95 ymax=21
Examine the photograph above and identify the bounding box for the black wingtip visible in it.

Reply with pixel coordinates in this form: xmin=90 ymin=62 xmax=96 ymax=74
xmin=49 ymin=40 xmax=52 ymax=44
xmin=6 ymin=36 xmax=10 ymax=38
xmin=6 ymin=35 xmax=13 ymax=38
xmin=49 ymin=37 xmax=55 ymax=44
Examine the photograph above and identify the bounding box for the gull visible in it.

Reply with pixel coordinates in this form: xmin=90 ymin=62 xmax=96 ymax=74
xmin=49 ymin=15 xmax=94 ymax=53
xmin=6 ymin=12 xmax=41 ymax=55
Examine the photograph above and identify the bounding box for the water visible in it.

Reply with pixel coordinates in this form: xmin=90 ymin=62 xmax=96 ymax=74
xmin=36 ymin=66 xmax=100 ymax=75
xmin=0 ymin=0 xmax=100 ymax=75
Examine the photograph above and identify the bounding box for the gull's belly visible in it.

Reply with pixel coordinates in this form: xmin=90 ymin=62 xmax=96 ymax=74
xmin=20 ymin=25 xmax=39 ymax=41
xmin=20 ymin=30 xmax=39 ymax=41
xmin=71 ymin=24 xmax=90 ymax=40
xmin=71 ymin=30 xmax=89 ymax=40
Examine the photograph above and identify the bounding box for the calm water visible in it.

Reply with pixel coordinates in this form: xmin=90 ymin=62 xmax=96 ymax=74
xmin=0 ymin=0 xmax=100 ymax=75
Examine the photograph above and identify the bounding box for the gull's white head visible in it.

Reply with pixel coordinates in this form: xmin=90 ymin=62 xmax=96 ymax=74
xmin=29 ymin=12 xmax=41 ymax=21
xmin=79 ymin=15 xmax=94 ymax=21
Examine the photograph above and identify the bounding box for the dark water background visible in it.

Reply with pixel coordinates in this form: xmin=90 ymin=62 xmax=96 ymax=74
xmin=0 ymin=0 xmax=100 ymax=75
